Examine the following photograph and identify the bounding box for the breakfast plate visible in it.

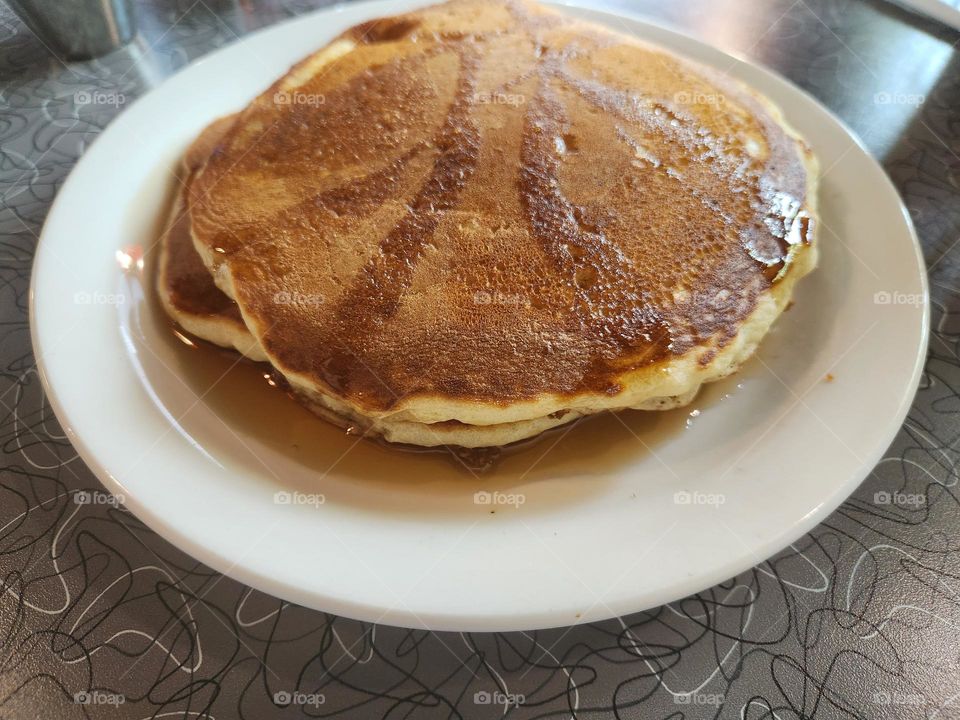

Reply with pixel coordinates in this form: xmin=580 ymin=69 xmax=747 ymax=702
xmin=30 ymin=0 xmax=928 ymax=631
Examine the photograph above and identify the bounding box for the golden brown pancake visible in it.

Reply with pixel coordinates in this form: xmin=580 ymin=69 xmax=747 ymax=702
xmin=157 ymin=117 xmax=267 ymax=361
xmin=159 ymin=116 xmax=700 ymax=447
xmin=159 ymin=120 xmax=589 ymax=444
xmin=158 ymin=177 xmax=603 ymax=446
xmin=181 ymin=0 xmax=818 ymax=441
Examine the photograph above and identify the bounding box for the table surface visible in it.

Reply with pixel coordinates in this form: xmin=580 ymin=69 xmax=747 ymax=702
xmin=2 ymin=0 xmax=960 ymax=718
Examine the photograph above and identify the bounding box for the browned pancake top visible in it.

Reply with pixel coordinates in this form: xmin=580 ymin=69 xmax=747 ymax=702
xmin=188 ymin=0 xmax=815 ymax=412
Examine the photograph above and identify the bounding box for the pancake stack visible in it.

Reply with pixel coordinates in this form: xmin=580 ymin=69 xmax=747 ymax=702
xmin=158 ymin=0 xmax=819 ymax=448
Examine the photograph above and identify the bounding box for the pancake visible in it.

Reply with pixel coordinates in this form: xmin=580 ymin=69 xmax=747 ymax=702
xmin=159 ymin=189 xmax=588 ymax=445
xmin=180 ymin=0 xmax=818 ymax=445
xmin=159 ymin=118 xmax=696 ymax=447
xmin=159 ymin=151 xmax=693 ymax=447
xmin=158 ymin=117 xmax=268 ymax=362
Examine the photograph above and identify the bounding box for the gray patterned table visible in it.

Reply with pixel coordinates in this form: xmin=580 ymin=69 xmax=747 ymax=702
xmin=2 ymin=0 xmax=960 ymax=718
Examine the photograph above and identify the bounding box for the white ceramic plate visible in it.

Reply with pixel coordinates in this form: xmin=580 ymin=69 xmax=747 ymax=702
xmin=31 ymin=0 xmax=929 ymax=631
